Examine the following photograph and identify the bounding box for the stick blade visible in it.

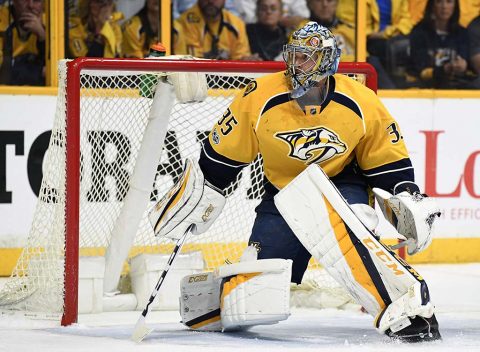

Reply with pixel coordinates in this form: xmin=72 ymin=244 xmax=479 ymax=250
xmin=131 ymin=316 xmax=153 ymax=343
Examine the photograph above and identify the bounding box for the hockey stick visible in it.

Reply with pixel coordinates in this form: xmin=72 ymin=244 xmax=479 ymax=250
xmin=131 ymin=224 xmax=194 ymax=342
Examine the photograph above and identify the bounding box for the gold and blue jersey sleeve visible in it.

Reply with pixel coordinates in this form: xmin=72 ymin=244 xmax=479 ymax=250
xmin=354 ymin=88 xmax=414 ymax=192
xmin=208 ymin=88 xmax=259 ymax=164
xmin=199 ymin=82 xmax=261 ymax=190
xmin=173 ymin=4 xmax=251 ymax=59
xmin=122 ymin=16 xmax=145 ymax=58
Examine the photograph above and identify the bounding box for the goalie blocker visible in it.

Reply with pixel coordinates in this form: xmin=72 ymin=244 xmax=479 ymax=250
xmin=148 ymin=158 xmax=226 ymax=239
xmin=274 ymin=165 xmax=441 ymax=342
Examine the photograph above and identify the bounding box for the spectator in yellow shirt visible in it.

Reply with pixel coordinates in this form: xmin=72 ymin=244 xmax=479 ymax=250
xmin=336 ymin=0 xmax=413 ymax=38
xmin=301 ymin=0 xmax=355 ymax=62
xmin=0 ymin=0 xmax=46 ymax=85
xmin=364 ymin=0 xmax=414 ymax=88
xmin=68 ymin=0 xmax=123 ymax=58
xmin=173 ymin=0 xmax=252 ymax=60
xmin=122 ymin=0 xmax=159 ymax=58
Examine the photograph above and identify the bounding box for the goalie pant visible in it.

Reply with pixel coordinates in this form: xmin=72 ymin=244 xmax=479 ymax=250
xmin=274 ymin=165 xmax=441 ymax=342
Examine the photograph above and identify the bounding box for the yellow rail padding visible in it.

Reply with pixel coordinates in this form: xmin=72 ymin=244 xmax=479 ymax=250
xmin=1 ymin=238 xmax=479 ymax=277
xmin=404 ymin=237 xmax=480 ymax=264
xmin=379 ymin=89 xmax=480 ymax=99
xmin=0 ymin=248 xmax=23 ymax=276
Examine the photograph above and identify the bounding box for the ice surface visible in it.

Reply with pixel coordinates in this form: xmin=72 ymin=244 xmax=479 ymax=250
xmin=1 ymin=264 xmax=479 ymax=352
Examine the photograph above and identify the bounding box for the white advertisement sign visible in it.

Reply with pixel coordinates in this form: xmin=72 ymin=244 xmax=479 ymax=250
xmin=384 ymin=98 xmax=480 ymax=238
xmin=0 ymin=95 xmax=57 ymax=246
xmin=0 ymin=94 xmax=479 ymax=246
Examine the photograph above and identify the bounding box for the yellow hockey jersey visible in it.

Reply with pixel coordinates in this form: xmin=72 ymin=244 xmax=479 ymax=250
xmin=68 ymin=12 xmax=123 ymax=58
xmin=199 ymin=72 xmax=414 ymax=194
xmin=173 ymin=3 xmax=251 ymax=60
xmin=337 ymin=0 xmax=413 ymax=38
xmin=122 ymin=11 xmax=159 ymax=58
xmin=0 ymin=5 xmax=45 ymax=67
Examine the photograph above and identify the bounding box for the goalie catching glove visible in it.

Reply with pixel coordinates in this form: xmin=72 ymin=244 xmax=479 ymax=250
xmin=373 ymin=182 xmax=441 ymax=255
xmin=148 ymin=158 xmax=225 ymax=239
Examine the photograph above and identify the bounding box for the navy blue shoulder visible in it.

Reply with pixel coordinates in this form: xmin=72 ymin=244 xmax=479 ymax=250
xmin=331 ymin=92 xmax=363 ymax=119
xmin=260 ymin=93 xmax=292 ymax=116
xmin=198 ymin=140 xmax=247 ymax=191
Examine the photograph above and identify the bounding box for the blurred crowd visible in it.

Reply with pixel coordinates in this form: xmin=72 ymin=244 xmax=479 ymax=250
xmin=1 ymin=0 xmax=480 ymax=89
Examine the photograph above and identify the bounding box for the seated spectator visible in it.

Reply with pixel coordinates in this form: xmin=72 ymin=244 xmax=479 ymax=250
xmin=336 ymin=0 xmax=413 ymax=88
xmin=0 ymin=0 xmax=46 ymax=86
xmin=366 ymin=0 xmax=413 ymax=65
xmin=409 ymin=0 xmax=480 ymax=27
xmin=408 ymin=0 xmax=470 ymax=89
xmin=301 ymin=0 xmax=355 ymax=62
xmin=468 ymin=15 xmax=480 ymax=76
xmin=235 ymin=0 xmax=309 ymax=31
xmin=246 ymin=0 xmax=287 ymax=61
xmin=173 ymin=0 xmax=239 ymax=19
xmin=368 ymin=0 xmax=415 ymax=88
xmin=122 ymin=0 xmax=159 ymax=58
xmin=173 ymin=0 xmax=252 ymax=60
xmin=68 ymin=0 xmax=123 ymax=58
xmin=337 ymin=0 xmax=413 ymax=39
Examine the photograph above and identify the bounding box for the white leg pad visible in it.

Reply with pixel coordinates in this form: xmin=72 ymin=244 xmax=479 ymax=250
xmin=179 ymin=259 xmax=292 ymax=332
xmin=376 ymin=282 xmax=434 ymax=333
xmin=180 ymin=272 xmax=223 ymax=331
xmin=217 ymin=259 xmax=292 ymax=331
xmin=274 ymin=165 xmax=434 ymax=332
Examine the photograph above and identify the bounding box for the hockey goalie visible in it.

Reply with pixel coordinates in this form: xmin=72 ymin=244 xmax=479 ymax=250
xmin=148 ymin=21 xmax=442 ymax=342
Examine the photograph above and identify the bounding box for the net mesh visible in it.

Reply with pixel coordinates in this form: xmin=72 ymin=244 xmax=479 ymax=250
xmin=0 ymin=59 xmax=372 ymax=319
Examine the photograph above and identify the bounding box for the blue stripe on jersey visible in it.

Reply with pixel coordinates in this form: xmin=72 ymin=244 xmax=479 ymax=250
xmin=198 ymin=140 xmax=247 ymax=191
xmin=363 ymin=158 xmax=415 ymax=193
xmin=331 ymin=92 xmax=363 ymax=119
xmin=260 ymin=93 xmax=292 ymax=116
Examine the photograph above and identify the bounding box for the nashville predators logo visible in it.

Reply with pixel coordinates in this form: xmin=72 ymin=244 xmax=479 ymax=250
xmin=275 ymin=127 xmax=347 ymax=164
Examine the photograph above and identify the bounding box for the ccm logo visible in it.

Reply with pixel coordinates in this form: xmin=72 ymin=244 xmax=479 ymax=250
xmin=201 ymin=204 xmax=214 ymax=222
xmin=189 ymin=274 xmax=208 ymax=283
xmin=362 ymin=238 xmax=405 ymax=276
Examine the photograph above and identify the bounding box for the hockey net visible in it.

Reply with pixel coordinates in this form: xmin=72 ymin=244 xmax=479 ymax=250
xmin=0 ymin=58 xmax=377 ymax=325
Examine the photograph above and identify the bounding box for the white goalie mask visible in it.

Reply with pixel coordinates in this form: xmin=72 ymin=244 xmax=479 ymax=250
xmin=283 ymin=22 xmax=341 ymax=98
